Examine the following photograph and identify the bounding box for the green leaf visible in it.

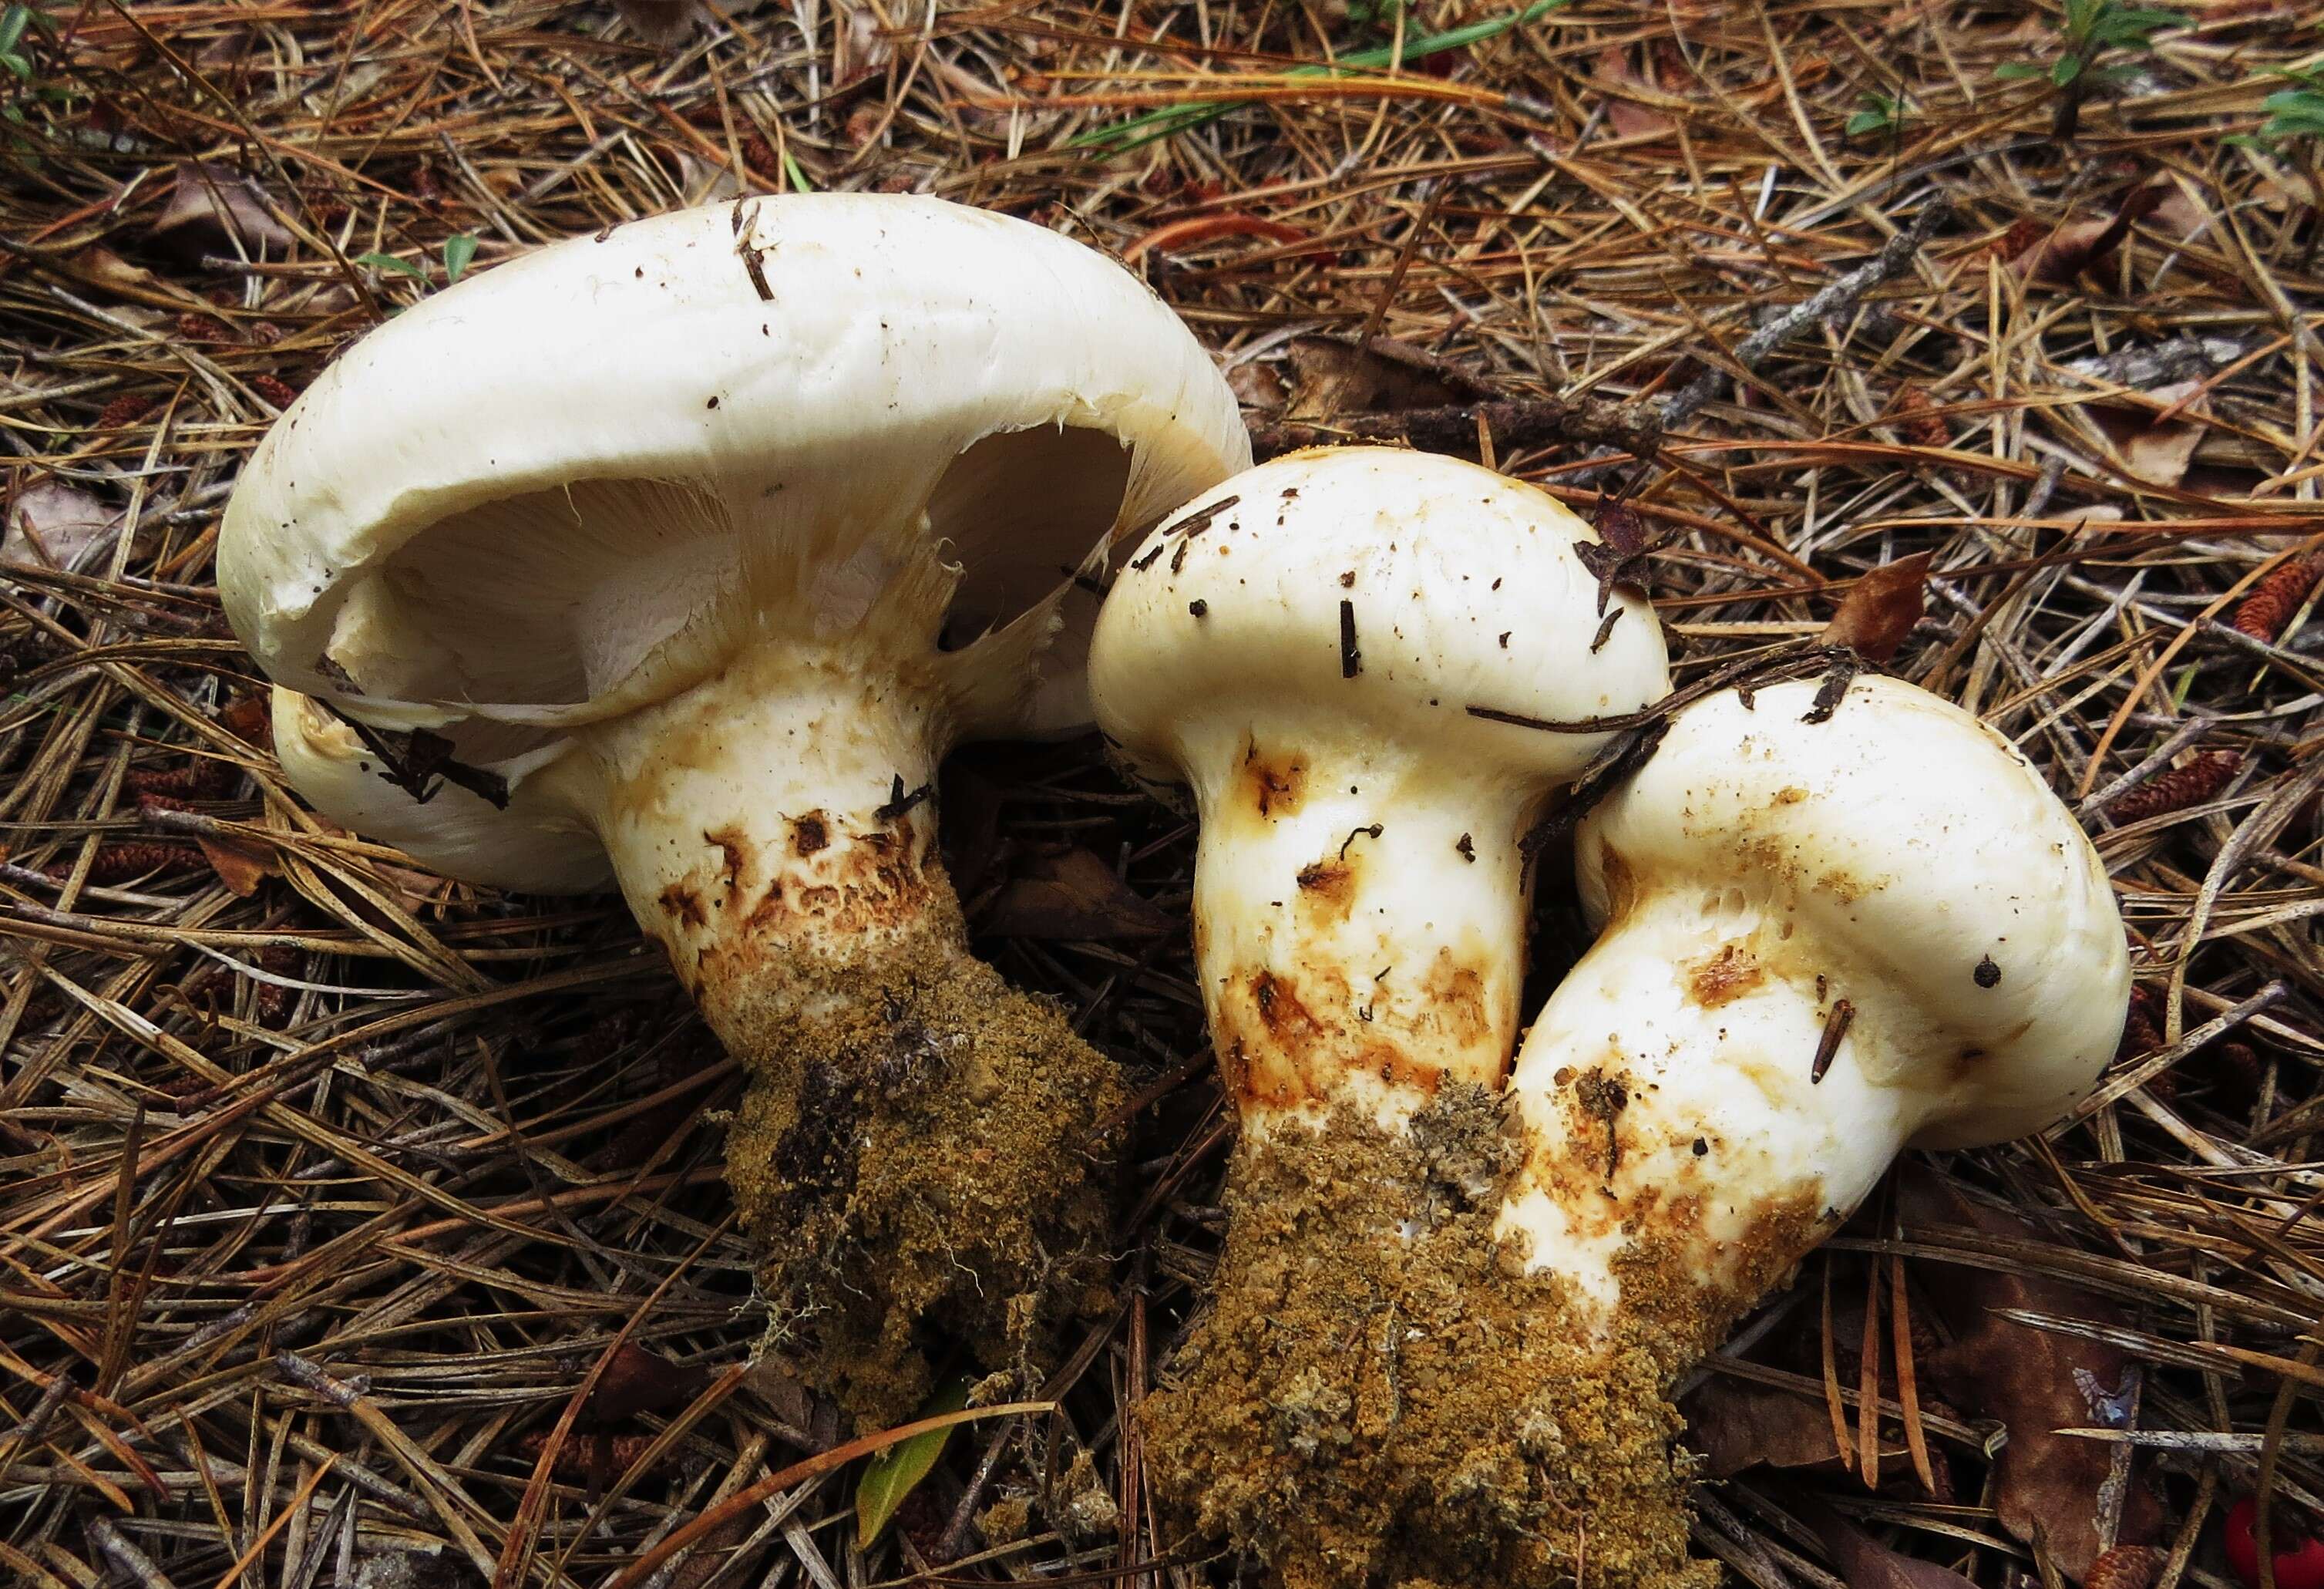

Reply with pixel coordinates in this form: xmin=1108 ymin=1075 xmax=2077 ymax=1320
xmin=2052 ymin=52 xmax=2084 ymax=86
xmin=1993 ymin=60 xmax=2046 ymax=80
xmin=2262 ymin=87 xmax=2324 ymax=113
xmin=442 ymin=231 xmax=477 ymax=284
xmin=856 ymin=1379 xmax=971 ymax=1548
xmin=1845 ymin=108 xmax=1889 ymax=136
xmin=0 ymin=49 xmax=28 ymax=81
xmin=782 ymin=148 xmax=813 ymax=192
xmin=2097 ymin=6 xmax=2188 ymax=40
xmin=1071 ymin=0 xmax=1566 ymax=153
xmin=0 ymin=7 xmax=29 ymax=56
xmin=355 ymin=251 xmax=428 ymax=281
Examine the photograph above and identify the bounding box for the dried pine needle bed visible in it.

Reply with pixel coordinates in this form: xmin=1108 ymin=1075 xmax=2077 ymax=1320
xmin=2 ymin=1 xmax=2322 ymax=1586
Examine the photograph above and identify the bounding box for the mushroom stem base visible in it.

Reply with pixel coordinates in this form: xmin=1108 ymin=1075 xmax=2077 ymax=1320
xmin=1144 ymin=1088 xmax=1721 ymax=1589
xmin=719 ymin=893 xmax=1123 ymax=1426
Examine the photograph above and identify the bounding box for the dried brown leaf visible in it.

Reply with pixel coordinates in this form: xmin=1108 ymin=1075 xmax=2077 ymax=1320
xmin=1226 ymin=360 xmax=1287 ymax=411
xmin=1819 ymin=553 xmax=1932 ymax=662
xmin=2089 ymin=380 xmax=2209 ymax=488
xmin=1812 ymin=1507 xmax=1979 ymax=1589
xmin=1283 ymin=335 xmax=1468 ymax=422
xmin=193 ymin=831 xmax=275 ymax=898
xmin=1685 ymin=1379 xmax=1895 ymax=1476
xmin=2010 ymin=186 xmax=2169 ymax=285
xmin=980 ymin=847 xmax=1172 ymax=940
xmin=615 ymin=0 xmax=708 ymax=42
xmin=1896 ymin=1169 xmax=2164 ymax=1582
xmin=4 ymin=480 xmax=120 ymax=571
xmin=1592 ymin=47 xmax=1677 ymax=139
xmin=583 ymin=1343 xmax=711 ymax=1426
xmin=150 ymin=162 xmax=294 ymax=257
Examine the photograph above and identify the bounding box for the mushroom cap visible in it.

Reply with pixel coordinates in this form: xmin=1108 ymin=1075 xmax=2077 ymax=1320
xmin=1574 ymin=674 xmax=2128 ymax=1148
xmin=1088 ymin=448 xmax=1670 ymax=786
xmin=220 ymin=194 xmax=1248 ymax=741
xmin=269 ymin=687 xmax=609 ymax=894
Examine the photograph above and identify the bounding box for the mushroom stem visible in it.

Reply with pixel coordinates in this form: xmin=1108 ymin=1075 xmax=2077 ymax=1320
xmin=1497 ymin=885 xmax=1902 ymax=1338
xmin=578 ymin=657 xmax=948 ymax=1010
xmin=1186 ymin=728 xmax=1530 ymax=1128
xmin=552 ymin=646 xmax=1121 ymax=1424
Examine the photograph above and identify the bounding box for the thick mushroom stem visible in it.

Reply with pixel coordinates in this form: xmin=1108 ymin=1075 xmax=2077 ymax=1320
xmin=550 ymin=647 xmax=1122 ymax=1424
xmin=579 ymin=658 xmax=949 ymax=1011
xmin=1496 ymin=885 xmax=1907 ymax=1338
xmin=1184 ymin=726 xmax=1530 ymax=1126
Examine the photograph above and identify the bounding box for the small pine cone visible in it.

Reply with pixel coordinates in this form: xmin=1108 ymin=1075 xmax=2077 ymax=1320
xmin=134 ymin=792 xmax=199 ymax=815
xmin=92 ymin=392 xmax=159 ymax=431
xmin=513 ymin=1429 xmax=657 ymax=1479
xmin=253 ymin=943 xmax=301 ymax=1026
xmin=248 ymin=373 xmax=298 ymax=410
xmin=1993 ymin=217 xmax=2047 ymax=261
xmin=740 ymin=133 xmax=781 ymax=183
xmin=2117 ymin=985 xmax=2165 ymax=1060
xmin=55 ymin=843 xmax=205 ymax=885
xmin=126 ymin=759 xmax=238 ymax=800
xmin=1888 ymin=385 xmax=1951 ymax=451
xmin=2210 ymin=1040 xmax=2262 ymax=1094
xmin=175 ymin=311 xmax=235 ymax=345
xmin=2108 ymin=751 xmax=2240 ymax=823
xmin=2085 ymin=1544 xmax=2158 ymax=1589
xmin=2231 ymin=553 xmax=2322 ymax=643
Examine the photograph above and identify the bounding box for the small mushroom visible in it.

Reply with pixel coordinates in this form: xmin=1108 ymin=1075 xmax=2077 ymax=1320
xmin=222 ymin=195 xmax=1249 ymax=1422
xmin=1503 ymin=670 xmax=2129 ymax=1301
xmin=1085 ymin=447 xmax=1673 ymax=1586
xmin=1492 ymin=673 xmax=2128 ymax=1569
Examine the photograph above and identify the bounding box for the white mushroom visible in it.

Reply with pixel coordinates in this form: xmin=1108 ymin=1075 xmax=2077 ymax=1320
xmin=1087 ymin=447 xmax=1677 ymax=1589
xmin=222 ymin=194 xmax=1249 ymax=1420
xmin=1500 ymin=672 xmax=2131 ymax=1326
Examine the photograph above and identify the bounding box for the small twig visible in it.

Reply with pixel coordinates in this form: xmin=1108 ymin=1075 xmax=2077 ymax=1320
xmin=1662 ymin=200 xmax=1952 ymax=428
xmin=1248 ymin=392 xmax=1663 ymax=463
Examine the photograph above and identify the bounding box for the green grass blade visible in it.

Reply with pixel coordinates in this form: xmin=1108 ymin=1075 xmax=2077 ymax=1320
xmin=1071 ymin=0 xmax=1564 ymax=155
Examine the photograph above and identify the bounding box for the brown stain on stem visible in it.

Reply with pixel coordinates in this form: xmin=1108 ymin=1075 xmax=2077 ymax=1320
xmin=1238 ymin=740 xmax=1307 ymax=819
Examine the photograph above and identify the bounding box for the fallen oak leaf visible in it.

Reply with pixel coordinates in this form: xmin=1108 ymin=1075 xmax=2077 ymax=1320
xmin=1819 ymin=553 xmax=1932 ymax=663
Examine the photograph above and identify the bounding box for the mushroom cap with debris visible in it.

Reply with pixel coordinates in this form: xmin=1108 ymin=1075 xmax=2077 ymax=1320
xmin=1574 ymin=673 xmax=2130 ymax=1148
xmin=1090 ymin=446 xmax=1670 ymax=798
xmin=220 ymin=194 xmax=1249 ymax=886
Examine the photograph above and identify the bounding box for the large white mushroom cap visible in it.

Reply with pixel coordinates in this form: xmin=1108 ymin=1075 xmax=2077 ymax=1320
xmin=222 ymin=195 xmax=1248 ymax=887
